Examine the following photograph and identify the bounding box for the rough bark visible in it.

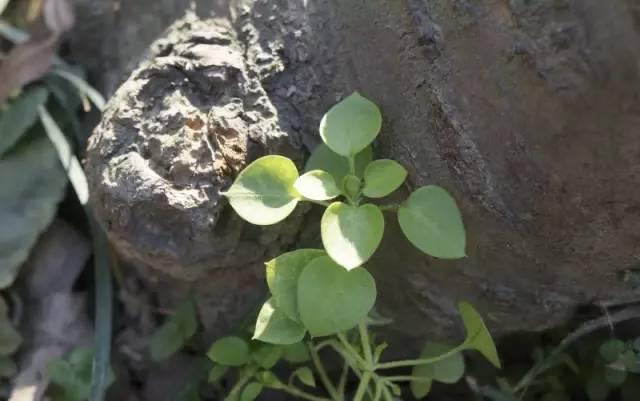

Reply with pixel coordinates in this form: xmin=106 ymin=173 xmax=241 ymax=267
xmin=78 ymin=0 xmax=640 ymax=347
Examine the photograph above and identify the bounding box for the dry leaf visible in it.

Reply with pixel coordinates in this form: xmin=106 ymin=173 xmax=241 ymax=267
xmin=0 ymin=36 xmax=57 ymax=103
xmin=42 ymin=0 xmax=74 ymax=34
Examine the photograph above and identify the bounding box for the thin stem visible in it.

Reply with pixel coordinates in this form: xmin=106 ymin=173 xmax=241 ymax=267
xmin=358 ymin=322 xmax=374 ymax=365
xmin=307 ymin=341 xmax=341 ymax=401
xmin=348 ymin=156 xmax=356 ymax=175
xmin=337 ymin=360 xmax=349 ymax=399
xmin=336 ymin=332 xmax=368 ymax=368
xmin=378 ymin=204 xmax=400 ymax=212
xmin=376 ymin=343 xmax=466 ymax=370
xmin=382 ymin=385 xmax=394 ymax=401
xmin=224 ymin=374 xmax=251 ymax=401
xmin=353 ymin=372 xmax=371 ymax=401
xmin=373 ymin=380 xmax=383 ymax=401
xmin=384 ymin=376 xmax=432 ymax=383
xmin=280 ymin=384 xmax=334 ymax=401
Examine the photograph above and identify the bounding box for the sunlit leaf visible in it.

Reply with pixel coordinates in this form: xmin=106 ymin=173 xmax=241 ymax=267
xmin=295 ymin=170 xmax=340 ymax=201
xmin=266 ymin=249 xmax=325 ymax=321
xmin=208 ymin=337 xmax=250 ymax=367
xmin=321 ymin=202 xmax=384 ymax=270
xmin=319 ymin=92 xmax=382 ymax=156
xmin=224 ymin=155 xmax=300 ymax=225
xmin=149 ymin=299 xmax=197 ymax=361
xmin=362 ymin=159 xmax=407 ymax=198
xmin=459 ymin=302 xmax=501 ymax=368
xmin=298 ymin=256 xmax=376 ymax=337
xmin=254 ymin=298 xmax=306 ymax=345
xmin=305 ymin=143 xmax=372 ymax=183
xmin=398 ymin=185 xmax=466 ymax=258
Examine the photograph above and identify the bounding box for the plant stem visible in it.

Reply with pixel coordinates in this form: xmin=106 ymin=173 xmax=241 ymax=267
xmin=384 ymin=376 xmax=432 ymax=383
xmin=349 ymin=156 xmax=356 ymax=175
xmin=336 ymin=333 xmax=368 ymax=367
xmin=378 ymin=204 xmax=399 ymax=212
xmin=224 ymin=374 xmax=251 ymax=401
xmin=280 ymin=384 xmax=334 ymax=401
xmin=358 ymin=322 xmax=374 ymax=365
xmin=337 ymin=360 xmax=349 ymax=398
xmin=376 ymin=343 xmax=466 ymax=369
xmin=307 ymin=341 xmax=341 ymax=401
xmin=353 ymin=372 xmax=371 ymax=401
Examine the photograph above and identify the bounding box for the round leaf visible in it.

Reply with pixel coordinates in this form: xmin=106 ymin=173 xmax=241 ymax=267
xmin=208 ymin=365 xmax=229 ymax=383
xmin=305 ymin=143 xmax=372 ymax=183
xmin=253 ymin=298 xmax=306 ymax=345
xmin=410 ymin=376 xmax=432 ymax=399
xmin=241 ymin=382 xmax=263 ymax=401
xmin=293 ymin=366 xmax=316 ymax=387
xmin=604 ymin=365 xmax=627 ymax=387
xmin=294 ymin=170 xmax=340 ymax=201
xmin=411 ymin=342 xmax=465 ymax=384
xmin=208 ymin=336 xmax=250 ymax=367
xmin=319 ymin=92 xmax=382 ymax=156
xmin=600 ymin=339 xmax=625 ymax=363
xmin=321 ymin=202 xmax=384 ymax=270
xmin=251 ymin=343 xmax=284 ymax=369
xmin=398 ymin=185 xmax=466 ymax=258
xmin=298 ymin=256 xmax=376 ymax=337
xmin=362 ymin=159 xmax=407 ymax=198
xmin=586 ymin=373 xmax=610 ymax=401
xmin=459 ymin=302 xmax=501 ymax=368
xmin=282 ymin=342 xmax=310 ymax=364
xmin=341 ymin=174 xmax=361 ymax=201
xmin=266 ymin=249 xmax=325 ymax=321
xmin=224 ymin=155 xmax=300 ymax=225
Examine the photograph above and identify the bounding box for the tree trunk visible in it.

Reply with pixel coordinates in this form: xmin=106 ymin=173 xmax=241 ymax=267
xmin=76 ymin=0 xmax=640 ymax=348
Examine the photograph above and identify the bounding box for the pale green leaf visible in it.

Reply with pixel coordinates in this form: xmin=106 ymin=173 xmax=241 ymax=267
xmin=295 ymin=170 xmax=340 ymax=201
xmin=305 ymin=143 xmax=372 ymax=183
xmin=341 ymin=174 xmax=361 ymax=201
xmin=298 ymin=256 xmax=376 ymax=337
xmin=321 ymin=202 xmax=384 ymax=270
xmin=282 ymin=342 xmax=310 ymax=363
xmin=208 ymin=336 xmax=250 ymax=367
xmin=459 ymin=302 xmax=501 ymax=368
xmin=149 ymin=299 xmax=197 ymax=361
xmin=411 ymin=342 xmax=465 ymax=384
xmin=240 ymin=382 xmax=263 ymax=401
xmin=319 ymin=92 xmax=382 ymax=156
xmin=253 ymin=298 xmax=306 ymax=345
xmin=251 ymin=343 xmax=283 ymax=369
xmin=0 ymin=134 xmax=67 ymax=289
xmin=0 ymin=86 xmax=48 ymax=156
xmin=225 ymin=155 xmax=300 ymax=225
xmin=266 ymin=249 xmax=325 ymax=321
xmin=398 ymin=185 xmax=466 ymax=258
xmin=293 ymin=366 xmax=316 ymax=387
xmin=362 ymin=159 xmax=407 ymax=198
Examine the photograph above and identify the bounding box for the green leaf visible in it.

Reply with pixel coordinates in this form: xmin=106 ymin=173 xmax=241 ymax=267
xmin=305 ymin=143 xmax=372 ymax=183
xmin=319 ymin=92 xmax=382 ymax=156
xmin=149 ymin=299 xmax=197 ymax=361
xmin=251 ymin=343 xmax=284 ymax=369
xmin=208 ymin=364 xmax=229 ymax=383
xmin=398 ymin=185 xmax=466 ymax=259
xmin=0 ymin=315 xmax=22 ymax=356
xmin=256 ymin=371 xmax=285 ymax=389
xmin=586 ymin=373 xmax=610 ymax=401
xmin=294 ymin=170 xmax=341 ymax=201
xmin=292 ymin=366 xmax=316 ymax=387
xmin=458 ymin=302 xmax=501 ymax=368
xmin=48 ymin=347 xmax=115 ymax=401
xmin=0 ymin=134 xmax=67 ymax=289
xmin=253 ymin=298 xmax=306 ymax=345
xmin=208 ymin=337 xmax=250 ymax=367
xmin=362 ymin=159 xmax=407 ymax=198
xmin=282 ymin=342 xmax=310 ymax=363
xmin=341 ymin=174 xmax=362 ymax=201
xmin=224 ymin=155 xmax=300 ymax=225
xmin=266 ymin=249 xmax=325 ymax=321
xmin=0 ymin=86 xmax=49 ymax=156
xmin=298 ymin=256 xmax=376 ymax=337
xmin=600 ymin=339 xmax=626 ymax=363
xmin=0 ymin=357 xmax=16 ymax=378
xmin=604 ymin=365 xmax=627 ymax=387
xmin=411 ymin=342 xmax=465 ymax=384
xmin=240 ymin=382 xmax=263 ymax=401
xmin=410 ymin=376 xmax=432 ymax=399
xmin=321 ymin=202 xmax=384 ymax=270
